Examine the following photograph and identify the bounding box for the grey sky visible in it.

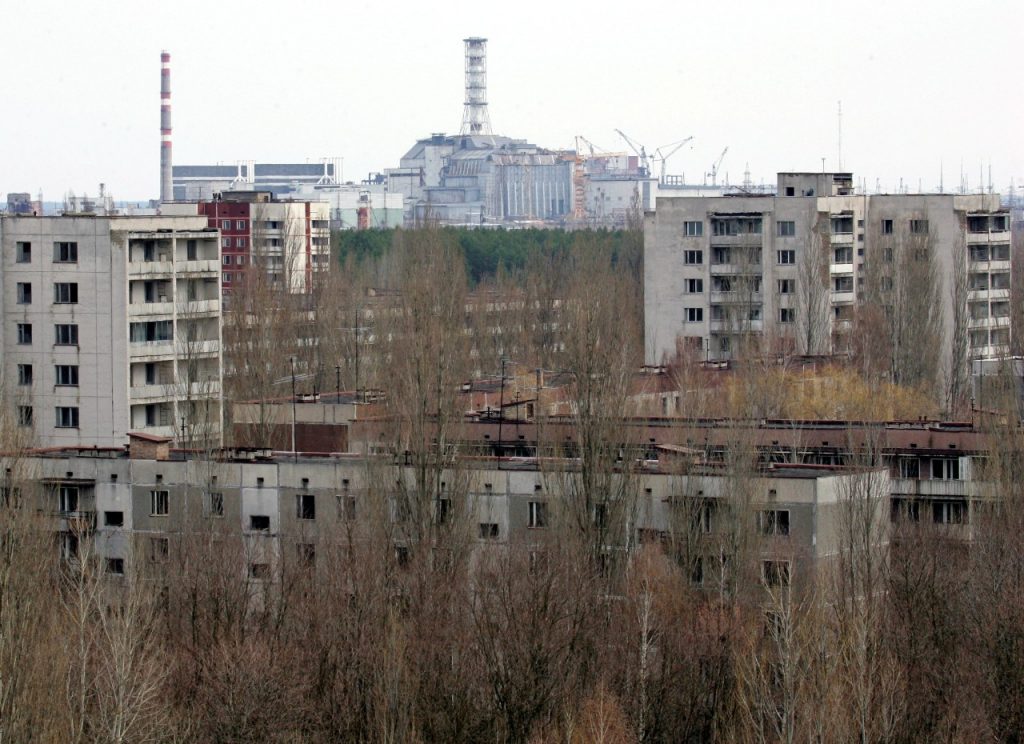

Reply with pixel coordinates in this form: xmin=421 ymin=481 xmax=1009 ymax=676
xmin=3 ymin=0 xmax=1021 ymax=201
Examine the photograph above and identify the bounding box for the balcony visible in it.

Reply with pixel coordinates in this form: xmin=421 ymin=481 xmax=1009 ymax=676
xmin=830 ymin=262 xmax=854 ymax=275
xmin=829 ymin=233 xmax=854 ymax=244
xmin=890 ymin=478 xmax=978 ymax=499
xmin=129 ymin=340 xmax=175 ymax=360
xmin=968 ymin=288 xmax=1010 ymax=301
xmin=178 ymin=299 xmax=220 ymax=316
xmin=179 ymin=259 xmax=220 ymax=275
xmin=831 ymin=291 xmax=856 ymax=304
xmin=128 ymin=260 xmax=173 ymax=276
xmin=129 ymin=301 xmax=174 ymax=317
xmin=967 ymin=316 xmax=1010 ymax=331
xmin=710 ymin=291 xmax=763 ymax=304
xmin=968 ymin=259 xmax=1011 ymax=273
xmin=129 ymin=383 xmax=175 ymax=402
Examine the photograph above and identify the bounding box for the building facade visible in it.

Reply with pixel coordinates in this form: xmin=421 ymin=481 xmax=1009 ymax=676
xmin=164 ymin=192 xmax=330 ymax=295
xmin=645 ymin=172 xmax=1011 ymax=366
xmin=0 ymin=215 xmax=224 ymax=447
xmin=14 ymin=441 xmax=888 ymax=595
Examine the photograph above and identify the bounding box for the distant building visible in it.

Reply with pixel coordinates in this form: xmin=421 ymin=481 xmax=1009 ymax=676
xmin=164 ymin=192 xmax=330 ymax=295
xmin=0 ymin=214 xmax=224 ymax=447
xmin=172 ymin=160 xmax=343 ymax=201
xmin=645 ymin=171 xmax=1011 ymax=366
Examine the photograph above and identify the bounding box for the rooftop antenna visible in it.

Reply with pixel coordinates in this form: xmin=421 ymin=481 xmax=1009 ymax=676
xmin=837 ymin=100 xmax=842 ymax=171
xmin=460 ymin=38 xmax=493 ymax=136
xmin=939 ymin=160 xmax=944 ymax=193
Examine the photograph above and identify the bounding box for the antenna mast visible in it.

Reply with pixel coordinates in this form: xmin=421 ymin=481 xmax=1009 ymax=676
xmin=460 ymin=38 xmax=493 ymax=136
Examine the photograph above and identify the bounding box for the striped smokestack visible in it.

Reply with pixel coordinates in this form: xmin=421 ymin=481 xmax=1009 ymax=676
xmin=160 ymin=50 xmax=172 ymax=203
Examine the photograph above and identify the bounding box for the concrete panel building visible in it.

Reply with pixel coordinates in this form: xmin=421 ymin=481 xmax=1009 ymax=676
xmin=163 ymin=192 xmax=330 ymax=296
xmin=645 ymin=172 xmax=1011 ymax=365
xmin=16 ymin=443 xmax=889 ymax=596
xmin=0 ymin=215 xmax=224 ymax=447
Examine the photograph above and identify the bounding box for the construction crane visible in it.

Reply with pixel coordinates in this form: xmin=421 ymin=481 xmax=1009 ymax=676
xmin=707 ymin=147 xmax=729 ymax=186
xmin=652 ymin=136 xmax=694 ymax=184
xmin=614 ymin=129 xmax=650 ymax=176
xmin=575 ymin=135 xmax=609 ymax=157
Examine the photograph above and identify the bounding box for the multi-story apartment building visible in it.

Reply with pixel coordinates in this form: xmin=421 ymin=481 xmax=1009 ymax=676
xmin=164 ymin=191 xmax=331 ymax=296
xmin=0 ymin=215 xmax=223 ymax=447
xmin=15 ymin=436 xmax=888 ymax=594
xmin=645 ymin=172 xmax=1011 ymax=365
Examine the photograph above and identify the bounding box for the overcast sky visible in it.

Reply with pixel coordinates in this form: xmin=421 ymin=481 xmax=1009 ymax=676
xmin=3 ymin=0 xmax=1021 ymax=201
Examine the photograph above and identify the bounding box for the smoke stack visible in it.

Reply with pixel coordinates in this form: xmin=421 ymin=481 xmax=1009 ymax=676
xmin=460 ymin=37 xmax=492 ymax=136
xmin=160 ymin=51 xmax=172 ymax=203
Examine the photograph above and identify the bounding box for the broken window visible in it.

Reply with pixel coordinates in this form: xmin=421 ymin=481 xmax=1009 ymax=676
xmin=296 ymin=494 xmax=316 ymax=520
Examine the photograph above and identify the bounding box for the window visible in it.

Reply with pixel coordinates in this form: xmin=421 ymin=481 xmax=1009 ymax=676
xmin=149 ymin=537 xmax=169 ymax=562
xmin=898 ymin=458 xmax=920 ymax=479
xmin=17 ymin=406 xmax=32 ymax=427
xmin=53 ymin=241 xmax=78 ymax=263
xmin=186 ymin=240 xmax=197 ymax=260
xmin=130 ymin=321 xmax=173 ymax=342
xmin=235 ymin=238 xmax=246 ymax=249
xmin=528 ymin=501 xmax=547 ymax=528
xmin=53 ymin=283 xmax=78 ymax=304
xmin=220 ymin=219 xmax=230 ymax=230
xmin=777 ymin=250 xmax=795 ymax=265
xmin=931 ymin=458 xmax=961 ymax=481
xmin=758 ymin=509 xmax=790 ymax=536
xmin=683 ymin=220 xmax=703 ymax=237
xmin=207 ymin=491 xmax=224 ymax=517
xmin=712 ymin=246 xmax=731 ymax=265
xmin=833 ymin=276 xmax=854 ymax=292
xmin=909 ymin=219 xmax=929 ymax=235
xmin=58 ymin=485 xmax=79 ymax=513
xmin=684 ymin=249 xmax=703 ymax=265
xmin=15 ymin=241 xmax=31 ymax=263
xmin=17 ymin=364 xmax=32 ymax=386
xmin=235 ymin=220 xmax=246 ymax=230
xmin=685 ymin=278 xmax=703 ymax=293
xmin=55 ymin=324 xmax=78 ymax=345
xmin=933 ymin=501 xmax=967 ymax=525
xmin=479 ymin=523 xmax=500 ymax=539
xmin=104 ymin=511 xmax=124 ymax=527
xmin=779 ymin=308 xmax=795 ymax=323
xmin=150 ymin=489 xmax=169 ymax=516
xmin=833 ymin=246 xmax=853 ymax=263
xmin=762 ymin=560 xmax=790 ymax=587
xmin=296 ymin=494 xmax=316 ymax=520
xmin=16 ymin=283 xmax=31 ymax=304
xmin=992 ymin=301 xmax=1010 ymax=318
xmin=970 ymin=245 xmax=990 ymax=262
xmin=777 ymin=220 xmax=795 ymax=237
xmin=221 ymin=238 xmax=230 ymax=249
xmin=778 ymin=279 xmax=794 ymax=295
xmin=881 ymin=219 xmax=894 ymax=235
xmin=106 ymin=558 xmax=125 ymax=576
xmin=249 ymin=514 xmax=271 ymax=531
xmin=55 ymin=406 xmax=79 ymax=428
xmin=223 ymin=272 xmax=231 ymax=283
xmin=17 ymin=323 xmax=32 ymax=345
xmin=992 ymin=272 xmax=1010 ymax=290
xmin=712 ymin=276 xmax=732 ymax=292
xmin=223 ymin=255 xmax=233 ymax=265
xmin=830 ymin=216 xmax=853 ymax=234
xmin=250 ymin=563 xmax=271 ymax=580
xmin=992 ymin=244 xmax=1010 ymax=261
xmin=55 ymin=365 xmax=79 ymax=387
xmin=685 ymin=307 xmax=703 ymax=323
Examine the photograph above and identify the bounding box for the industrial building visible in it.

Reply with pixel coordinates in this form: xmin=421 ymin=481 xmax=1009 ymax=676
xmin=0 ymin=214 xmax=224 ymax=447
xmin=644 ymin=171 xmax=1012 ymax=367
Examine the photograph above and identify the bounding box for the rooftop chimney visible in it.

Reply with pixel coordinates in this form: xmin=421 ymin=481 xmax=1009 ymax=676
xmin=160 ymin=51 xmax=172 ymax=203
xmin=460 ymin=38 xmax=492 ymax=136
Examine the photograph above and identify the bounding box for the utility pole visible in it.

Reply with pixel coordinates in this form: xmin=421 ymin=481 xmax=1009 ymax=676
xmin=335 ymin=365 xmax=341 ymax=399
xmin=497 ymin=357 xmax=508 ymax=461
xmin=290 ymin=356 xmax=297 ymax=460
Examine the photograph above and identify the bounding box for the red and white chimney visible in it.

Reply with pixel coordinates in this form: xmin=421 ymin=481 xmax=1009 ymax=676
xmin=160 ymin=51 xmax=172 ymax=203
